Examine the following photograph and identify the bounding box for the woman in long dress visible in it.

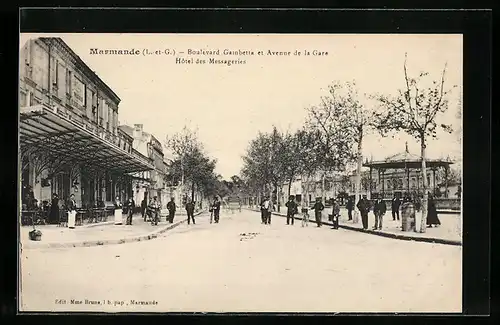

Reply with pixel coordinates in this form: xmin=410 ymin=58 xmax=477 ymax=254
xmin=426 ymin=193 xmax=441 ymax=227
xmin=49 ymin=193 xmax=60 ymax=224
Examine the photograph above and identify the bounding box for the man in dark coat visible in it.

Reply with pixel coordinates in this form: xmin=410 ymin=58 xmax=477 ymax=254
xmin=167 ymin=197 xmax=176 ymax=223
xmin=357 ymin=195 xmax=371 ymax=230
xmin=312 ymin=198 xmax=325 ymax=227
xmin=185 ymin=198 xmax=196 ymax=225
xmin=125 ymin=197 xmax=135 ymax=225
xmin=373 ymin=198 xmax=387 ymax=230
xmin=285 ymin=196 xmax=298 ymax=225
xmin=212 ymin=196 xmax=221 ymax=223
xmin=346 ymin=197 xmax=354 ymax=221
xmin=260 ymin=198 xmax=267 ymax=224
xmin=391 ymin=194 xmax=401 ymax=221
xmin=141 ymin=198 xmax=148 ymax=222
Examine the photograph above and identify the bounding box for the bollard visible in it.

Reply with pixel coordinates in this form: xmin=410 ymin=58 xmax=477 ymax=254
xmin=401 ymin=202 xmax=415 ymax=232
xmin=114 ymin=209 xmax=123 ymax=225
xmin=68 ymin=211 xmax=76 ymax=229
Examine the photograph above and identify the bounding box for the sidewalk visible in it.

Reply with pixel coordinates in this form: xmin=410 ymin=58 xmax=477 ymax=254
xmin=21 ymin=210 xmax=206 ymax=250
xmin=246 ymin=206 xmax=462 ymax=246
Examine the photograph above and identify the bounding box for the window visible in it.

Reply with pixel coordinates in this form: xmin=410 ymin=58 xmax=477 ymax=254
xmin=52 ymin=60 xmax=59 ymax=88
xmin=66 ymin=70 xmax=72 ymax=95
xmin=19 ymin=91 xmax=27 ymax=107
xmin=84 ymin=85 xmax=87 ymax=107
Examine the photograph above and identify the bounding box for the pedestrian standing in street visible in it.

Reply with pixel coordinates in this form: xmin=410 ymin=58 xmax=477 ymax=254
xmin=125 ymin=197 xmax=135 ymax=225
xmin=167 ymin=197 xmax=176 ymax=223
xmin=212 ymin=196 xmax=221 ymax=223
xmin=67 ymin=194 xmax=77 ymax=229
xmin=373 ymin=198 xmax=387 ymax=230
xmin=285 ymin=196 xmax=298 ymax=225
xmin=266 ymin=198 xmax=273 ymax=225
xmin=186 ymin=198 xmax=196 ymax=225
xmin=331 ymin=198 xmax=341 ymax=230
xmin=356 ymin=195 xmax=371 ymax=230
xmin=346 ymin=196 xmax=354 ymax=221
xmin=391 ymin=194 xmax=401 ymax=221
xmin=426 ymin=193 xmax=441 ymax=227
xmin=141 ymin=198 xmax=147 ymax=222
xmin=312 ymin=197 xmax=325 ymax=228
xmin=260 ymin=198 xmax=267 ymax=224
xmin=149 ymin=196 xmax=160 ymax=225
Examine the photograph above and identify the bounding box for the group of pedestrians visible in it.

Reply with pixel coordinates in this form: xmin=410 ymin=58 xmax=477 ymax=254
xmin=263 ymin=196 xmax=341 ymax=229
xmin=349 ymin=193 xmax=441 ymax=231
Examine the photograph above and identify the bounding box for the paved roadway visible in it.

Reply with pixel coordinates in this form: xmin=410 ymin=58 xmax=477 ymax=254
xmin=20 ymin=209 xmax=462 ymax=313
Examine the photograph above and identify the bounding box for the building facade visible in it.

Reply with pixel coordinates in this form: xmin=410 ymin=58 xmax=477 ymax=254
xmin=19 ymin=37 xmax=154 ymax=216
xmin=119 ymin=124 xmax=168 ymax=209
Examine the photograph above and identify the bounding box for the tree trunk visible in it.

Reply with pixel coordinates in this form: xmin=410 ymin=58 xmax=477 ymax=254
xmin=419 ymin=135 xmax=428 ymax=233
xmin=276 ymin=184 xmax=280 ymax=212
xmin=321 ymin=173 xmax=326 ymax=205
xmin=288 ymin=178 xmax=293 ymax=197
xmin=354 ymin=128 xmax=363 ymax=223
xmin=191 ymin=181 xmax=195 ymax=202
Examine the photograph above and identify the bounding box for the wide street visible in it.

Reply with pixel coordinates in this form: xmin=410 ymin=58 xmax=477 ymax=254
xmin=20 ymin=209 xmax=462 ymax=313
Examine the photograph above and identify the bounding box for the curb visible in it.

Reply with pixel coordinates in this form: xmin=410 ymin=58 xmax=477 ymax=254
xmin=22 ymin=210 xmax=206 ymax=250
xmin=245 ymin=208 xmax=462 ymax=246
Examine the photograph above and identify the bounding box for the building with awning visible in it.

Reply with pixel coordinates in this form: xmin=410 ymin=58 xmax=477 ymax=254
xmin=19 ymin=37 xmax=154 ymax=220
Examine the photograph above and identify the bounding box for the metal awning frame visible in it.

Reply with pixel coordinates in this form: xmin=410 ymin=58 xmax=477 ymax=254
xmin=19 ymin=105 xmax=155 ymax=177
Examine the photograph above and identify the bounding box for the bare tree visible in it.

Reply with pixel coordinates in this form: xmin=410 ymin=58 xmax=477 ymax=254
xmin=307 ymin=81 xmax=369 ymax=222
xmin=165 ymin=126 xmax=203 ymax=195
xmin=374 ymin=53 xmax=456 ymax=233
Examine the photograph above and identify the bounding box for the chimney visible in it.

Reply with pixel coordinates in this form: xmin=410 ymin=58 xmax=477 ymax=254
xmin=133 ymin=124 xmax=143 ymax=138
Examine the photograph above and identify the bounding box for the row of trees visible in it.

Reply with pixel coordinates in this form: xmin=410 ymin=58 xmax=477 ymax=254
xmin=164 ymin=126 xmax=231 ymax=202
xmin=240 ymin=53 xmax=458 ymax=233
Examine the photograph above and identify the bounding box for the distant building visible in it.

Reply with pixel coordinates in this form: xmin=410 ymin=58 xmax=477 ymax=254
xmin=119 ymin=124 xmax=168 ymax=208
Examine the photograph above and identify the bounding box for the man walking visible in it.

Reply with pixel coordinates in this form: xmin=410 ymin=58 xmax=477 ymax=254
xmin=391 ymin=194 xmax=401 ymax=221
xmin=186 ymin=198 xmax=196 ymax=225
xmin=346 ymin=197 xmax=354 ymax=221
xmin=212 ymin=196 xmax=221 ymax=223
xmin=357 ymin=195 xmax=371 ymax=230
xmin=312 ymin=197 xmax=325 ymax=228
xmin=373 ymin=197 xmax=387 ymax=230
xmin=285 ymin=196 xmax=298 ymax=225
xmin=167 ymin=197 xmax=176 ymax=223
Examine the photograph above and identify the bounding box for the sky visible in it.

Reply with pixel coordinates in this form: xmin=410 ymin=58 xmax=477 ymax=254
xmin=20 ymin=33 xmax=463 ymax=179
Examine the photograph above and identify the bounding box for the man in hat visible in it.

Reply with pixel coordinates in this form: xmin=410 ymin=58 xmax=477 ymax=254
xmin=391 ymin=194 xmax=401 ymax=221
xmin=166 ymin=197 xmax=176 ymax=223
xmin=331 ymin=198 xmax=341 ymax=229
xmin=285 ymin=195 xmax=298 ymax=225
xmin=125 ymin=197 xmax=135 ymax=225
xmin=373 ymin=197 xmax=387 ymax=230
xmin=212 ymin=196 xmax=221 ymax=223
xmin=185 ymin=198 xmax=196 ymax=225
xmin=312 ymin=197 xmax=325 ymax=227
xmin=356 ymin=194 xmax=371 ymax=230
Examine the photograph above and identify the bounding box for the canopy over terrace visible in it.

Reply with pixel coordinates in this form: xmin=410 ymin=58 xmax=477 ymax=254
xmin=363 ymin=143 xmax=454 ymax=199
xmin=19 ymin=104 xmax=155 ymax=206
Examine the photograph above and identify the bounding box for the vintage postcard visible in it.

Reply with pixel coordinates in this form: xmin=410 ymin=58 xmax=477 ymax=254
xmin=18 ymin=32 xmax=463 ymax=313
